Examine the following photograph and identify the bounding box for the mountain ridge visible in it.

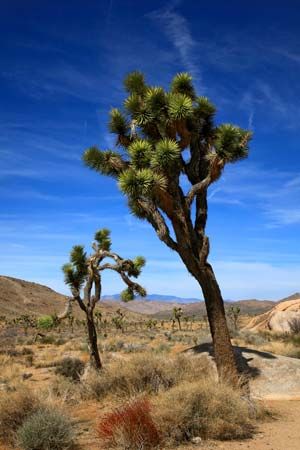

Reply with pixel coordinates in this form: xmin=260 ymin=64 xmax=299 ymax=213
xmin=0 ymin=275 xmax=298 ymax=318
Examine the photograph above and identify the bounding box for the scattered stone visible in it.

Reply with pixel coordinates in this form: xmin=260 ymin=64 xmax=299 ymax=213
xmin=22 ymin=372 xmax=33 ymax=380
xmin=191 ymin=436 xmax=202 ymax=444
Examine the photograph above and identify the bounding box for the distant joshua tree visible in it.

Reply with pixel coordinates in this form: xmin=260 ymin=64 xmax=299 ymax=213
xmin=173 ymin=307 xmax=183 ymax=330
xmin=62 ymin=229 xmax=146 ymax=370
xmin=112 ymin=309 xmax=125 ymax=333
xmin=83 ymin=72 xmax=251 ymax=382
xmin=228 ymin=305 xmax=241 ymax=331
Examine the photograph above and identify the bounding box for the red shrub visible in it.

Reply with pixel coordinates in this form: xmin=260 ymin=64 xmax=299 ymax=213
xmin=97 ymin=397 xmax=160 ymax=449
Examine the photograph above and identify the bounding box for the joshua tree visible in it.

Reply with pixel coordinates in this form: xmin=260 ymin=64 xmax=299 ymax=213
xmin=62 ymin=228 xmax=146 ymax=370
xmin=173 ymin=307 xmax=183 ymax=330
xmin=83 ymin=72 xmax=251 ymax=381
xmin=228 ymin=305 xmax=241 ymax=331
xmin=112 ymin=308 xmax=125 ymax=333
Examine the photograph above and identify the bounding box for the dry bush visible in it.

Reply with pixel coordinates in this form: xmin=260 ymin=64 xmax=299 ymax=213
xmin=289 ymin=317 xmax=300 ymax=335
xmin=82 ymin=353 xmax=213 ymax=400
xmin=97 ymin=397 xmax=160 ymax=449
xmin=48 ymin=376 xmax=81 ymax=404
xmin=153 ymin=378 xmax=256 ymax=445
xmin=55 ymin=357 xmax=85 ymax=382
xmin=17 ymin=406 xmax=74 ymax=450
xmin=0 ymin=389 xmax=41 ymax=444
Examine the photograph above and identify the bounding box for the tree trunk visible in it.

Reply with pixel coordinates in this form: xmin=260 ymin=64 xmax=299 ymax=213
xmin=86 ymin=311 xmax=102 ymax=370
xmin=198 ymin=264 xmax=239 ymax=383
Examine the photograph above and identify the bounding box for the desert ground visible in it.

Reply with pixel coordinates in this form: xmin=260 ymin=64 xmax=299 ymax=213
xmin=1 ymin=276 xmax=300 ymax=450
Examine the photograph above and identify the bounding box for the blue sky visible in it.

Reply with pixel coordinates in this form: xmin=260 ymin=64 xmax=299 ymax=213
xmin=1 ymin=0 xmax=300 ymax=300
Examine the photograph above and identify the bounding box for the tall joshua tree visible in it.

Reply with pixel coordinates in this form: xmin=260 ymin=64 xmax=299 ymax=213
xmin=83 ymin=72 xmax=251 ymax=381
xmin=62 ymin=228 xmax=146 ymax=370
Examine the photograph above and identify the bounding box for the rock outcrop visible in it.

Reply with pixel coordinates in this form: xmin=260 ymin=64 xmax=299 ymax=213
xmin=245 ymin=298 xmax=300 ymax=333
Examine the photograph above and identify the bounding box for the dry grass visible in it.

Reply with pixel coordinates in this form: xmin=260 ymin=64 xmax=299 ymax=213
xmin=0 ymin=389 xmax=41 ymax=444
xmin=235 ymin=329 xmax=300 ymax=359
xmin=81 ymin=353 xmax=213 ymax=400
xmin=153 ymin=378 xmax=256 ymax=445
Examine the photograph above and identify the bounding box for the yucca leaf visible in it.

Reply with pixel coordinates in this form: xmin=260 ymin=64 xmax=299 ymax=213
xmin=151 ymin=138 xmax=181 ymax=170
xmin=94 ymin=228 xmax=111 ymax=251
xmin=214 ymin=124 xmax=252 ymax=162
xmin=83 ymin=148 xmax=126 ymax=177
xmin=127 ymin=139 xmax=153 ymax=169
xmin=168 ymin=93 xmax=193 ymax=120
xmin=124 ymin=71 xmax=146 ymax=96
xmin=171 ymin=72 xmax=196 ymax=99
xmin=109 ymin=108 xmax=129 ymax=135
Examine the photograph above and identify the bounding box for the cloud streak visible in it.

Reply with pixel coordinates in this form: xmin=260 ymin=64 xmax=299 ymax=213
xmin=147 ymin=1 xmax=203 ymax=88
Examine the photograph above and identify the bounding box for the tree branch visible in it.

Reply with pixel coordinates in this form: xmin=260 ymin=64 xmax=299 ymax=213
xmin=137 ymin=199 xmax=179 ymax=252
xmin=186 ymin=175 xmax=211 ymax=207
xmin=71 ymin=288 xmax=87 ymax=313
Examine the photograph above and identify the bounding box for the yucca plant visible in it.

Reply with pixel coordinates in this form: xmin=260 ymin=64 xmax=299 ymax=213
xmin=62 ymin=228 xmax=146 ymax=370
xmin=83 ymin=72 xmax=251 ymax=382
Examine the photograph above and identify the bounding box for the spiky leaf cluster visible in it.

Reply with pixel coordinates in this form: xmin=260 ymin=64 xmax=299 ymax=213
xmin=109 ymin=108 xmax=129 ymax=135
xmin=127 ymin=256 xmax=146 ymax=277
xmin=214 ymin=124 xmax=251 ymax=162
xmin=83 ymin=148 xmax=125 ymax=177
xmin=151 ymin=139 xmax=181 ymax=170
xmin=120 ymin=287 xmax=134 ymax=302
xmin=128 ymin=139 xmax=152 ymax=168
xmin=168 ymin=93 xmax=193 ymax=120
xmin=83 ymin=71 xmax=251 ymax=219
xmin=121 ymin=283 xmax=146 ymax=302
xmin=62 ymin=245 xmax=87 ymax=291
xmin=124 ymin=71 xmax=146 ymax=95
xmin=171 ymin=72 xmax=195 ymax=100
xmin=118 ymin=168 xmax=167 ymax=198
xmin=94 ymin=228 xmax=111 ymax=251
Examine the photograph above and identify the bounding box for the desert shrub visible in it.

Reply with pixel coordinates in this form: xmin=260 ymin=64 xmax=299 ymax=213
xmin=104 ymin=340 xmax=125 ymax=352
xmin=97 ymin=397 xmax=160 ymax=449
xmin=238 ymin=330 xmax=268 ymax=346
xmin=82 ymin=353 xmax=213 ymax=400
xmin=17 ymin=407 xmax=74 ymax=450
xmin=55 ymin=357 xmax=85 ymax=382
xmin=49 ymin=376 xmax=80 ymax=403
xmin=289 ymin=317 xmax=300 ymax=335
xmin=154 ymin=379 xmax=255 ymax=445
xmin=37 ymin=315 xmax=54 ymax=330
xmin=152 ymin=343 xmax=171 ymax=353
xmin=0 ymin=390 xmax=41 ymax=444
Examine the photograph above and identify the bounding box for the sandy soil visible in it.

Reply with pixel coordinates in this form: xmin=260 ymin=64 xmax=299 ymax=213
xmin=215 ymin=400 xmax=300 ymax=450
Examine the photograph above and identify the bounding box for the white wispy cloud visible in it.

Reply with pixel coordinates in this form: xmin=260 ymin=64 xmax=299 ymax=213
xmin=147 ymin=1 xmax=203 ymax=87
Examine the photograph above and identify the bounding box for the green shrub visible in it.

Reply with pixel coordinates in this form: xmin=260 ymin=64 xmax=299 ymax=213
xmin=37 ymin=315 xmax=54 ymax=330
xmin=17 ymin=407 xmax=74 ymax=450
xmin=55 ymin=357 xmax=85 ymax=382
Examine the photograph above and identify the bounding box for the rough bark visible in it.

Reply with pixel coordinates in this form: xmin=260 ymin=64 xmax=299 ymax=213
xmin=197 ymin=265 xmax=238 ymax=383
xmin=86 ymin=309 xmax=102 ymax=370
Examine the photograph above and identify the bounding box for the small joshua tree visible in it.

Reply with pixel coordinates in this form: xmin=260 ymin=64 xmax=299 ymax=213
xmin=228 ymin=305 xmax=241 ymax=332
xmin=83 ymin=71 xmax=251 ymax=382
xmin=62 ymin=229 xmax=146 ymax=370
xmin=173 ymin=307 xmax=183 ymax=331
xmin=112 ymin=309 xmax=125 ymax=333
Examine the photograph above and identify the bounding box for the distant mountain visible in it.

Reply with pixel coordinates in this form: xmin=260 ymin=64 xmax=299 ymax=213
xmin=0 ymin=276 xmax=143 ymax=320
xmin=147 ymin=299 xmax=277 ymax=319
xmin=102 ymin=293 xmax=200 ymax=304
xmin=0 ymin=274 xmax=298 ymax=320
xmin=279 ymin=292 xmax=300 ymax=303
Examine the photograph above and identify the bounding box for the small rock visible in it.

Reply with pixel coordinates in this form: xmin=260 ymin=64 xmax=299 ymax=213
xmin=191 ymin=436 xmax=202 ymax=444
xmin=22 ymin=372 xmax=33 ymax=380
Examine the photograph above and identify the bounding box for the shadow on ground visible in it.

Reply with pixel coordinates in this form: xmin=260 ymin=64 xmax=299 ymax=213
xmin=184 ymin=342 xmax=277 ymax=379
